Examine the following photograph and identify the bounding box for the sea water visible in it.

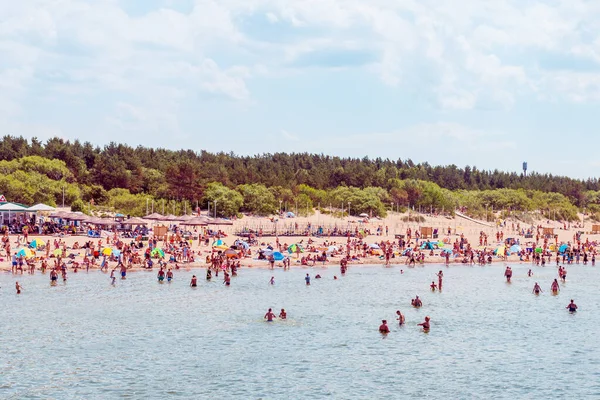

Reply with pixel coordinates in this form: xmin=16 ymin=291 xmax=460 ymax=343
xmin=1 ymin=263 xmax=599 ymax=399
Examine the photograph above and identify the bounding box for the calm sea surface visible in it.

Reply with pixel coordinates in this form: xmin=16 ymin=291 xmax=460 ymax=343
xmin=1 ymin=263 xmax=599 ymax=399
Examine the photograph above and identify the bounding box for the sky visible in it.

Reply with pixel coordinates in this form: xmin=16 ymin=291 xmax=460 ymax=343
xmin=2 ymin=0 xmax=600 ymax=179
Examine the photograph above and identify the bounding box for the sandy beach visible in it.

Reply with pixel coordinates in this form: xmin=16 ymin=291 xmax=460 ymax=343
xmin=2 ymin=210 xmax=594 ymax=273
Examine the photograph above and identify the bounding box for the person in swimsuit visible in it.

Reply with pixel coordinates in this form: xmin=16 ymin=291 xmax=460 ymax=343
xmin=430 ymin=281 xmax=437 ymax=291
xmin=566 ymin=300 xmax=577 ymax=312
xmin=379 ymin=320 xmax=390 ymax=334
xmin=120 ymin=264 xmax=127 ymax=279
xmin=532 ymin=282 xmax=542 ymax=294
xmin=551 ymin=279 xmax=560 ymax=293
xmin=166 ymin=269 xmax=173 ymax=282
xmin=396 ymin=310 xmax=405 ymax=326
xmin=206 ymin=268 xmax=212 ymax=281
xmin=223 ymin=272 xmax=231 ymax=286
xmin=190 ymin=275 xmax=197 ymax=287
xmin=279 ymin=309 xmax=287 ymax=319
xmin=157 ymin=268 xmax=165 ymax=282
xmin=305 ymin=274 xmax=310 ymax=285
xmin=528 ymin=269 xmax=533 ymax=277
xmin=412 ymin=296 xmax=422 ymax=307
xmin=504 ymin=266 xmax=512 ymax=283
xmin=264 ymin=308 xmax=276 ymax=322
xmin=50 ymin=269 xmax=58 ymax=284
xmin=436 ymin=270 xmax=443 ymax=290
xmin=15 ymin=281 xmax=21 ymax=294
xmin=418 ymin=316 xmax=431 ymax=332
xmin=270 ymin=276 xmax=275 ymax=285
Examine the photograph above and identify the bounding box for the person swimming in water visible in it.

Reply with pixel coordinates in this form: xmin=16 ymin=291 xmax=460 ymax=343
xmin=279 ymin=309 xmax=287 ymax=319
xmin=566 ymin=299 xmax=577 ymax=312
xmin=412 ymin=296 xmax=422 ymax=307
xmin=264 ymin=308 xmax=276 ymax=322
xmin=532 ymin=282 xmax=542 ymax=294
xmin=190 ymin=275 xmax=197 ymax=287
xmin=430 ymin=281 xmax=437 ymax=291
xmin=551 ymin=279 xmax=560 ymax=293
xmin=396 ymin=310 xmax=405 ymax=326
xmin=418 ymin=316 xmax=430 ymax=332
xmin=379 ymin=320 xmax=390 ymax=334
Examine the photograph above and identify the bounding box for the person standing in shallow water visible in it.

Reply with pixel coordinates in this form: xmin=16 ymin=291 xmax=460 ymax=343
xmin=504 ymin=266 xmax=512 ymax=282
xmin=436 ymin=270 xmax=443 ymax=290
xmin=566 ymin=299 xmax=577 ymax=312
xmin=15 ymin=281 xmax=22 ymax=294
xmin=396 ymin=310 xmax=405 ymax=326
xmin=418 ymin=316 xmax=430 ymax=332
xmin=379 ymin=320 xmax=390 ymax=334
xmin=264 ymin=308 xmax=276 ymax=322
xmin=305 ymin=274 xmax=310 ymax=285
xmin=190 ymin=275 xmax=197 ymax=287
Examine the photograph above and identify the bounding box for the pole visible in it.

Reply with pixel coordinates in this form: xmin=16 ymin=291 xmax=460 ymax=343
xmin=214 ymin=201 xmax=217 ymax=219
xmin=152 ymin=200 xmax=154 ymax=213
xmin=348 ymin=202 xmax=351 ymax=218
xmin=162 ymin=200 xmax=165 ymax=215
xmin=62 ymin=187 xmax=65 ymax=208
xmin=146 ymin=198 xmax=149 ymax=215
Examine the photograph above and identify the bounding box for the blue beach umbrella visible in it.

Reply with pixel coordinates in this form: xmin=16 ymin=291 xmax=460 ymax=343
xmin=272 ymin=252 xmax=284 ymax=261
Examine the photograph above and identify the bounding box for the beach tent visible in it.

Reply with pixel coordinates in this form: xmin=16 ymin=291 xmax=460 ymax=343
xmin=151 ymin=248 xmax=165 ymax=258
xmin=509 ymin=244 xmax=522 ymax=253
xmin=288 ymin=244 xmax=303 ymax=254
xmin=29 ymin=239 xmax=45 ymax=249
xmin=27 ymin=203 xmax=56 ymax=212
xmin=420 ymin=242 xmax=436 ymax=250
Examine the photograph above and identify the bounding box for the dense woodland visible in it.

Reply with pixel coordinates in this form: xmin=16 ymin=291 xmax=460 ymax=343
xmin=0 ymin=135 xmax=598 ymax=221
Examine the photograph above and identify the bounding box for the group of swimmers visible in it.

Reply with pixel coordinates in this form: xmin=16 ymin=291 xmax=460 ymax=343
xmin=379 ymin=314 xmax=430 ymax=334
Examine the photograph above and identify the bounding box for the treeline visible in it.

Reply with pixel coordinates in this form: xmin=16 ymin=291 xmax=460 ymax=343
xmin=0 ymin=135 xmax=597 ymax=220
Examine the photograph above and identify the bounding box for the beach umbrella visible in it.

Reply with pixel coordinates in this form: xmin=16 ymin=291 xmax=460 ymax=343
xmin=441 ymin=248 xmax=452 ymax=254
xmin=369 ymin=243 xmax=381 ymax=249
xmin=53 ymin=249 xmax=64 ymax=257
xmin=272 ymin=251 xmax=285 ymax=261
xmin=29 ymin=239 xmax=45 ymax=249
xmin=437 ymin=241 xmax=445 ymax=248
xmin=326 ymin=245 xmax=337 ymax=254
xmin=144 ymin=213 xmax=164 ymax=220
xmin=420 ymin=242 xmax=435 ymax=250
xmin=112 ymin=249 xmax=121 ymax=257
xmin=535 ymin=247 xmax=543 ymax=254
xmin=495 ymin=247 xmax=505 ymax=256
xmin=16 ymin=248 xmax=35 ymax=258
xmin=102 ymin=248 xmax=113 ymax=256
xmin=234 ymin=240 xmax=249 ymax=249
xmin=224 ymin=248 xmax=239 ymax=258
xmin=122 ymin=217 xmax=148 ymax=225
xmin=261 ymin=249 xmax=274 ymax=256
xmin=151 ymin=248 xmax=165 ymax=258
xmin=213 ymin=239 xmax=225 ymax=247
xmin=402 ymin=249 xmax=412 ymax=256
xmin=359 ymin=213 xmax=369 ymax=218
xmin=559 ymin=244 xmax=569 ymax=254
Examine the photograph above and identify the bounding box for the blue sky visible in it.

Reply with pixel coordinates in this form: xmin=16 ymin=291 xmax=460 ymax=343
xmin=2 ymin=0 xmax=600 ymax=178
